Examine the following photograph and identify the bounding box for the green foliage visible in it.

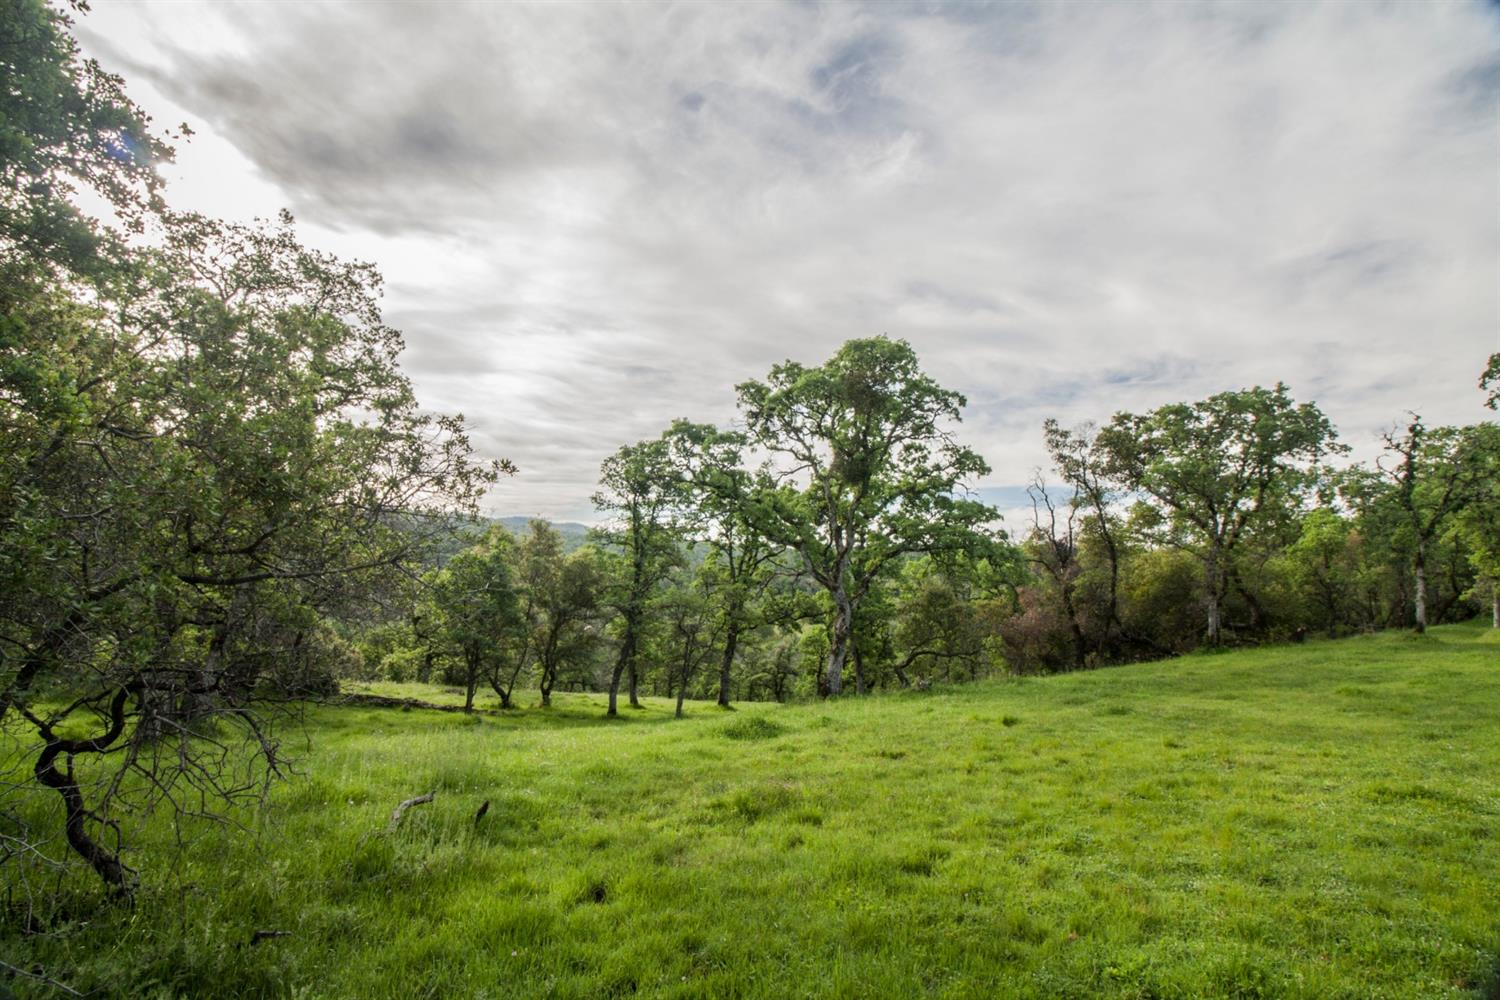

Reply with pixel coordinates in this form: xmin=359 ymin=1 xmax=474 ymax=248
xmin=429 ymin=529 xmax=523 ymax=711
xmin=1097 ymin=384 xmax=1343 ymax=645
xmin=0 ymin=0 xmax=174 ymax=278
xmin=593 ymin=437 xmax=688 ymax=714
xmin=0 ymin=9 xmax=501 ymax=892
xmin=736 ymin=337 xmax=1004 ymax=694
xmin=516 ymin=522 xmax=608 ymax=706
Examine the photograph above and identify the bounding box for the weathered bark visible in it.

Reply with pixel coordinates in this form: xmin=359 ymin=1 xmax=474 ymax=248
xmin=1059 ymin=578 xmax=1087 ymax=670
xmin=1413 ymin=538 xmax=1428 ymax=633
xmin=463 ymin=656 xmax=478 ymax=713
xmin=1204 ymin=543 xmax=1223 ymax=646
xmin=716 ymin=619 xmax=740 ymax=708
xmin=537 ymin=619 xmax=565 ymax=707
xmin=891 ymin=659 xmax=911 ymax=688
xmin=826 ymin=587 xmax=853 ymax=696
xmin=489 ymin=644 xmax=531 ymax=710
xmin=606 ymin=631 xmax=634 ymax=717
xmin=33 ymin=685 xmax=136 ymax=895
xmin=627 ymin=657 xmax=642 ymax=709
xmin=387 ymin=791 xmax=436 ymax=831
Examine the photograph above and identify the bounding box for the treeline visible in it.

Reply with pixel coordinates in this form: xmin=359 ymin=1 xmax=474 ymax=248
xmin=1009 ymin=396 xmax=1498 ymax=672
xmin=358 ymin=357 xmax=1498 ymax=708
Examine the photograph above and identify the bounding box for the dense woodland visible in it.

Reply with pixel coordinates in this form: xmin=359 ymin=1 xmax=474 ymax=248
xmin=2 ymin=0 xmax=1497 ymax=914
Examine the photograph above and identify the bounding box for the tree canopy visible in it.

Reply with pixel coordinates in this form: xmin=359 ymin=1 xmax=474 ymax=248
xmin=1096 ymin=384 xmax=1342 ymax=645
xmin=735 ymin=337 xmax=1000 ymax=694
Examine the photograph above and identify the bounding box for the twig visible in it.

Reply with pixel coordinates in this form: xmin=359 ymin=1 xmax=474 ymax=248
xmin=0 ymin=959 xmax=84 ymax=996
xmin=249 ymin=929 xmax=293 ymax=946
xmin=388 ymin=791 xmax=436 ymax=831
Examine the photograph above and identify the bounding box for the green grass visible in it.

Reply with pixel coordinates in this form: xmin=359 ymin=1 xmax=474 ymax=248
xmin=5 ymin=623 xmax=1499 ymax=998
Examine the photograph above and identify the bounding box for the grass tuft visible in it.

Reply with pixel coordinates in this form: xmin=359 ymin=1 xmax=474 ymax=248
xmin=720 ymin=716 xmax=785 ymax=741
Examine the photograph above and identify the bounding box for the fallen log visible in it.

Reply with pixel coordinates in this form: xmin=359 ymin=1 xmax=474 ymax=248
xmin=388 ymin=791 xmax=436 ymax=831
xmin=337 ymin=692 xmax=494 ymax=715
xmin=250 ymin=929 xmax=293 ymax=946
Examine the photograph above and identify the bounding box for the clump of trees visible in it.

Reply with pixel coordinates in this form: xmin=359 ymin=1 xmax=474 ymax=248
xmin=2 ymin=1 xmax=500 ymax=896
xmin=1005 ymin=382 xmax=1499 ymax=672
xmin=366 ymin=337 xmax=1010 ymax=715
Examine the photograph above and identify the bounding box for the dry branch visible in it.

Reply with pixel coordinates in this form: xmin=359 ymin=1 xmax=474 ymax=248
xmin=388 ymin=791 xmax=436 ymax=831
xmin=250 ymin=929 xmax=294 ymax=946
xmin=0 ymin=959 xmax=83 ymax=996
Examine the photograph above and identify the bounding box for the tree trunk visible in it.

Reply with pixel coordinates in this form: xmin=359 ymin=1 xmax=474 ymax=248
xmin=627 ymin=656 xmax=642 ymax=709
xmin=540 ymin=662 xmax=555 ymax=707
xmin=1102 ymin=523 xmax=1122 ymax=654
xmin=491 ymin=646 xmax=531 ymax=710
xmin=826 ymin=589 xmax=853 ymax=696
xmin=34 ymin=686 xmax=135 ymax=896
xmin=606 ymin=633 xmax=632 ymax=717
xmin=1413 ymin=538 xmax=1428 ymax=633
xmin=675 ymin=678 xmax=687 ymax=719
xmin=1204 ymin=544 xmax=1222 ymax=646
xmin=1492 ymin=586 xmax=1498 ymax=629
xmin=1231 ymin=568 xmax=1269 ymax=637
xmin=716 ymin=620 xmax=739 ymax=708
xmin=1060 ymin=580 xmax=1087 ymax=670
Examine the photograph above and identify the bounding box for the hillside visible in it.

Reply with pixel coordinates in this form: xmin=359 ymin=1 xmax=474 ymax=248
xmin=8 ymin=625 xmax=1499 ymax=998
xmin=495 ymin=515 xmax=593 ymax=550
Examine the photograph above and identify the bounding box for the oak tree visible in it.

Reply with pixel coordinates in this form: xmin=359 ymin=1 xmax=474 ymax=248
xmin=736 ymin=338 xmax=998 ymax=695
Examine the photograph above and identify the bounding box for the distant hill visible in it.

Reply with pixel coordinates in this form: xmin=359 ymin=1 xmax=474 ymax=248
xmin=494 ymin=516 xmax=592 ymax=551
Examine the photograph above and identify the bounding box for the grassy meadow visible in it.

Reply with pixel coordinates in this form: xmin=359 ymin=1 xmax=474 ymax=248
xmin=5 ymin=623 xmax=1499 ymax=999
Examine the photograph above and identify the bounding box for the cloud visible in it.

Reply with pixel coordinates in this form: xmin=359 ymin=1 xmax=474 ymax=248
xmin=75 ymin=1 xmax=1500 ymax=521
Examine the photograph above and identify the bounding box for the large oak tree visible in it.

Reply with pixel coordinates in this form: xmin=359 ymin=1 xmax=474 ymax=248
xmin=735 ymin=337 xmax=998 ymax=695
xmin=1096 ymin=384 xmax=1341 ymax=646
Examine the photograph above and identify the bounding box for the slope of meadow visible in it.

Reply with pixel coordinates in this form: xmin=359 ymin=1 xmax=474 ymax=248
xmin=6 ymin=624 xmax=1499 ymax=999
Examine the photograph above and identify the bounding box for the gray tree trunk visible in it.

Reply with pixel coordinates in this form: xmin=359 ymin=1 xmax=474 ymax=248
xmin=826 ymin=588 xmax=853 ymax=696
xmin=1414 ymin=539 xmax=1428 ymax=633
xmin=716 ymin=620 xmax=740 ymax=708
xmin=1204 ymin=543 xmax=1222 ymax=646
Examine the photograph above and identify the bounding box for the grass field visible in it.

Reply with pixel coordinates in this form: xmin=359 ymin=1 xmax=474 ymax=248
xmin=5 ymin=624 xmax=1499 ymax=998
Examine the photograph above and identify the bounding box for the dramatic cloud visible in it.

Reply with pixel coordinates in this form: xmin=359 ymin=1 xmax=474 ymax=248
xmin=77 ymin=1 xmax=1500 ymax=524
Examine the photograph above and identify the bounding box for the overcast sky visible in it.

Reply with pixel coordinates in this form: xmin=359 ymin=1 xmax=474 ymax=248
xmin=76 ymin=1 xmax=1499 ymax=525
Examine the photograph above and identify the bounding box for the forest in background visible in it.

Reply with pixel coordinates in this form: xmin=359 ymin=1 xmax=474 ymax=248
xmin=375 ymin=352 xmax=1498 ymax=721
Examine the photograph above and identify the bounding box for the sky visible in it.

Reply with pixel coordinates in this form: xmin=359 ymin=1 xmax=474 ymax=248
xmin=74 ymin=1 xmax=1500 ymax=526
